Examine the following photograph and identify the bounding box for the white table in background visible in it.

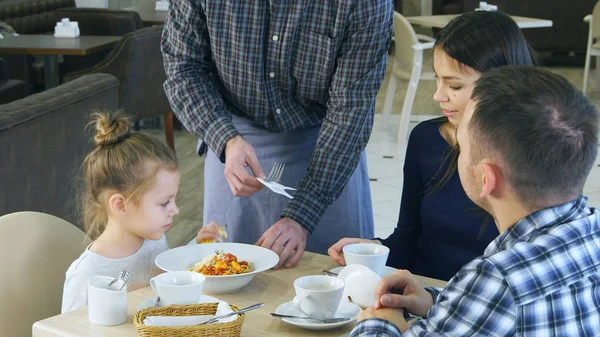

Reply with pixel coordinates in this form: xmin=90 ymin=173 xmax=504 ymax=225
xmin=406 ymin=14 xmax=553 ymax=29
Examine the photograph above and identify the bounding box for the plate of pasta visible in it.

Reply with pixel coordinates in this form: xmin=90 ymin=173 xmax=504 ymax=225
xmin=155 ymin=243 xmax=279 ymax=294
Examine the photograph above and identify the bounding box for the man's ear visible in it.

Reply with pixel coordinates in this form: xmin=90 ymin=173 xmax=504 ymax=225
xmin=479 ymin=162 xmax=501 ymax=198
xmin=108 ymin=193 xmax=127 ymax=216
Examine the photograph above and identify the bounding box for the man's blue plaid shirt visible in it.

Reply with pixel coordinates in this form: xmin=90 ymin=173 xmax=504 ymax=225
xmin=351 ymin=196 xmax=600 ymax=336
xmin=161 ymin=1 xmax=393 ymax=232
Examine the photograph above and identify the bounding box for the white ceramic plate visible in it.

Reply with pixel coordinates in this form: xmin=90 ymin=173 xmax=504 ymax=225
xmin=330 ymin=265 xmax=398 ymax=277
xmin=155 ymin=243 xmax=279 ymax=294
xmin=136 ymin=295 xmax=220 ymax=311
xmin=274 ymin=300 xmax=361 ymax=331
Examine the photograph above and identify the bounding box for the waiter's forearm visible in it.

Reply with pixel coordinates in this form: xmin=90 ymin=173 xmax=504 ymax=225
xmin=281 ymin=135 xmax=368 ymax=233
xmin=161 ymin=0 xmax=239 ymax=160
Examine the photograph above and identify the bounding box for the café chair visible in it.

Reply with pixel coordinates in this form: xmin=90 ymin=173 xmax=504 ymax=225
xmin=64 ymin=26 xmax=176 ymax=152
xmin=382 ymin=12 xmax=435 ymax=150
xmin=0 ymin=211 xmax=90 ymax=337
xmin=583 ymin=1 xmax=600 ymax=93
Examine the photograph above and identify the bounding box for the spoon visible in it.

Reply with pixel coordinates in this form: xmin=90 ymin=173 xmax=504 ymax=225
xmin=106 ymin=270 xmax=129 ymax=290
xmin=322 ymin=269 xmax=339 ymax=276
xmin=197 ymin=303 xmax=264 ymax=325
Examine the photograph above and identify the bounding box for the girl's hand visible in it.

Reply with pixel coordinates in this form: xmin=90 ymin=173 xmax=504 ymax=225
xmin=196 ymin=222 xmax=219 ymax=243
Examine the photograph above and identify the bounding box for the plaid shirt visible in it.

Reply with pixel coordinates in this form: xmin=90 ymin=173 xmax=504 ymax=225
xmin=351 ymin=196 xmax=600 ymax=337
xmin=161 ymin=1 xmax=393 ymax=232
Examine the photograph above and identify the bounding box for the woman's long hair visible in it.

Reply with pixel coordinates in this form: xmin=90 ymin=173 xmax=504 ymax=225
xmin=426 ymin=11 xmax=537 ymax=195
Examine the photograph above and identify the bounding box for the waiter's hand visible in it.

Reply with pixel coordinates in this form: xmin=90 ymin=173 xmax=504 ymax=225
xmin=256 ymin=217 xmax=308 ymax=269
xmin=224 ymin=136 xmax=265 ymax=196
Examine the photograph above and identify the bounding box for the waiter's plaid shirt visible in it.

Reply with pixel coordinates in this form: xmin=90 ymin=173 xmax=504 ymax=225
xmin=351 ymin=196 xmax=600 ymax=336
xmin=161 ymin=1 xmax=393 ymax=232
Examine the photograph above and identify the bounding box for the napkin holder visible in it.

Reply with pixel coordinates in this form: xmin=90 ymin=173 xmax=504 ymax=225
xmin=155 ymin=0 xmax=168 ymax=11
xmin=475 ymin=1 xmax=498 ymax=11
xmin=54 ymin=18 xmax=80 ymax=38
xmin=134 ymin=303 xmax=245 ymax=337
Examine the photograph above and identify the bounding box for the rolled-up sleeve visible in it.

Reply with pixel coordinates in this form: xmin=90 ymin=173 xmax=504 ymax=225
xmin=161 ymin=0 xmax=239 ymax=160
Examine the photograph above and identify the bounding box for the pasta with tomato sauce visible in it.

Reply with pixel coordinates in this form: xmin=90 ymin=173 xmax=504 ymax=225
xmin=189 ymin=250 xmax=251 ymax=276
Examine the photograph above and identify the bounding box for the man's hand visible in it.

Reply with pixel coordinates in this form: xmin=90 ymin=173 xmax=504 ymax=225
xmin=373 ymin=270 xmax=434 ymax=317
xmin=255 ymin=217 xmax=308 ymax=269
xmin=358 ymin=307 xmax=410 ymax=333
xmin=327 ymin=237 xmax=382 ymax=266
xmin=224 ymin=136 xmax=265 ymax=196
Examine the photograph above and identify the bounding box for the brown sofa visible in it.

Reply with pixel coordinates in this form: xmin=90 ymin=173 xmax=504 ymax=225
xmin=432 ymin=0 xmax=597 ymax=62
xmin=0 ymin=73 xmax=119 ymax=228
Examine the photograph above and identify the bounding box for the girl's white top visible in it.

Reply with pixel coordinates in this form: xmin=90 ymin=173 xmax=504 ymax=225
xmin=61 ymin=235 xmax=168 ymax=313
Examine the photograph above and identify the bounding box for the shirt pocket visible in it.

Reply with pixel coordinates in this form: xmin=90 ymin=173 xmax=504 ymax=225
xmin=291 ymin=29 xmax=340 ymax=103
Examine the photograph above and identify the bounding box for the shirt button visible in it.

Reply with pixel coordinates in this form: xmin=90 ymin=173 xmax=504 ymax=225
xmin=275 ymin=108 xmax=281 ymax=114
xmin=272 ymin=35 xmax=279 ymax=41
xmin=269 ymin=72 xmax=275 ymax=78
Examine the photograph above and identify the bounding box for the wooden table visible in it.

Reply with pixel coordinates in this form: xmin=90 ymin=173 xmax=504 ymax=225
xmin=406 ymin=14 xmax=553 ymax=29
xmin=0 ymin=34 xmax=121 ymax=88
xmin=124 ymin=4 xmax=167 ymax=25
xmin=32 ymin=252 xmax=446 ymax=337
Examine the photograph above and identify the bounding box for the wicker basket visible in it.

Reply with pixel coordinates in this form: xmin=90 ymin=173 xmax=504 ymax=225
xmin=134 ymin=303 xmax=245 ymax=337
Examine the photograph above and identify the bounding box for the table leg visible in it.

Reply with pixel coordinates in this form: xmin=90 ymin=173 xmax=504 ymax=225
xmin=44 ymin=55 xmax=60 ymax=89
xmin=421 ymin=0 xmax=432 ymax=16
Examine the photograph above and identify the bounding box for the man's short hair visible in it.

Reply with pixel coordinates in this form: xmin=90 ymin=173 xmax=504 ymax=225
xmin=470 ymin=66 xmax=598 ymax=209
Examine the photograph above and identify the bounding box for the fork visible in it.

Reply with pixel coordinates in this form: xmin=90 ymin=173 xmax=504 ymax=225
xmin=270 ymin=313 xmax=350 ymax=324
xmin=197 ymin=303 xmax=264 ymax=325
xmin=257 ymin=162 xmax=296 ymax=199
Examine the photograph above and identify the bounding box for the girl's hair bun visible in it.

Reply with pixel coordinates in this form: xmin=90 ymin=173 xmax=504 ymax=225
xmin=91 ymin=110 xmax=131 ymax=147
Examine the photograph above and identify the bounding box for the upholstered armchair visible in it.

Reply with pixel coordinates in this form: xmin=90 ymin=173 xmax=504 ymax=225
xmin=64 ymin=26 xmax=175 ymax=151
xmin=56 ymin=7 xmax=145 ymax=80
xmin=0 ymin=73 xmax=119 ymax=224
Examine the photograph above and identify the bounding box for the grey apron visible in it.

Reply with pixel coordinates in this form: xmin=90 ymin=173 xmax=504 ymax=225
xmin=202 ymin=115 xmax=374 ymax=254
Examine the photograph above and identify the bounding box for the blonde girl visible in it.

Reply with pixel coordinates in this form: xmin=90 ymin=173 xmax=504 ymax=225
xmin=61 ymin=111 xmax=179 ymax=313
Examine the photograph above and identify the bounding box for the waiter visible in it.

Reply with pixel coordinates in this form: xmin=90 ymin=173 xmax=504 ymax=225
xmin=161 ymin=0 xmax=393 ymax=268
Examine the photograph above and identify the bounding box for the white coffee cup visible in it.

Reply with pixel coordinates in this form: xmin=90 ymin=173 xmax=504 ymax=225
xmin=292 ymin=275 xmax=345 ymax=319
xmin=343 ymin=243 xmax=390 ymax=276
xmin=87 ymin=275 xmax=127 ymax=326
xmin=150 ymin=271 xmax=206 ymax=306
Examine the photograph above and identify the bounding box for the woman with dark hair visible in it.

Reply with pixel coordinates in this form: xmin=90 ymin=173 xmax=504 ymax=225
xmin=328 ymin=11 xmax=537 ymax=281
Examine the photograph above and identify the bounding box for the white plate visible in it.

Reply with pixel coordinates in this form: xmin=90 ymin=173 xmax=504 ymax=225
xmin=274 ymin=300 xmax=361 ymax=331
xmin=155 ymin=243 xmax=279 ymax=294
xmin=136 ymin=295 xmax=220 ymax=311
xmin=330 ymin=265 xmax=398 ymax=277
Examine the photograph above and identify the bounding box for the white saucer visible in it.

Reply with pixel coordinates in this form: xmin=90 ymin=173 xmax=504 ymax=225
xmin=330 ymin=265 xmax=398 ymax=277
xmin=274 ymin=300 xmax=361 ymax=331
xmin=136 ymin=295 xmax=220 ymax=311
